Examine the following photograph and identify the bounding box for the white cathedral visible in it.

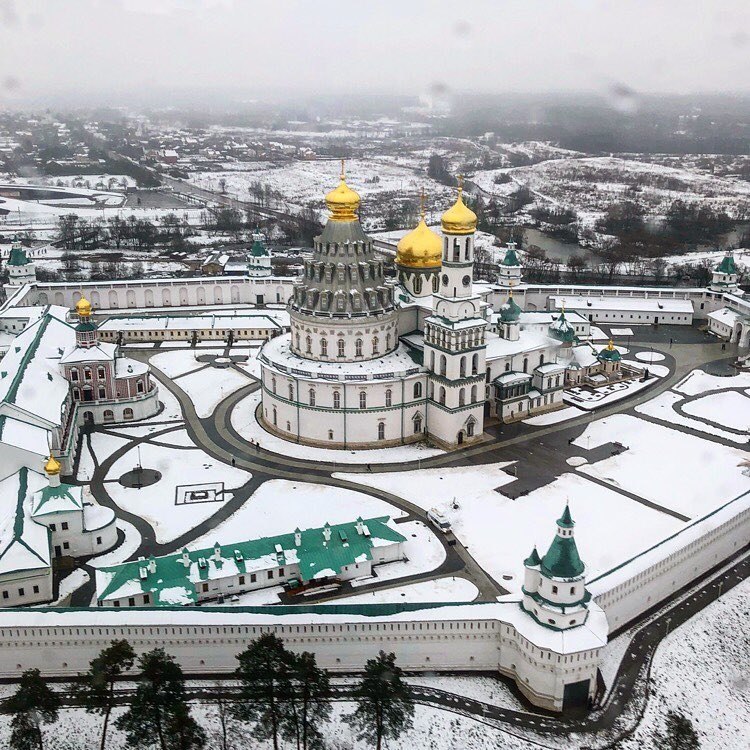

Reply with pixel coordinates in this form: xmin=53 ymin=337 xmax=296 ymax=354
xmin=259 ymin=169 xmax=575 ymax=450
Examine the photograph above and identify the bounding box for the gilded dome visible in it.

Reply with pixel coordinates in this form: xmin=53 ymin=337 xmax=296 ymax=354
xmin=44 ymin=455 xmax=61 ymax=475
xmin=441 ymin=182 xmax=477 ymax=235
xmin=75 ymin=296 xmax=92 ymax=317
xmin=325 ymin=161 xmax=360 ymax=223
xmin=396 ymin=218 xmax=442 ymax=269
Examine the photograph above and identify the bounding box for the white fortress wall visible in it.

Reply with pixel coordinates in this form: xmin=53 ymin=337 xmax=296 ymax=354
xmin=0 ymin=602 xmax=607 ymax=712
xmin=590 ymin=490 xmax=750 ymax=634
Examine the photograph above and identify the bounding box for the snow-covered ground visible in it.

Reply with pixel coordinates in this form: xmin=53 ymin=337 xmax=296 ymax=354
xmin=634 ymin=351 xmax=665 ymax=363
xmin=522 ymin=405 xmax=585 ymax=425
xmin=564 ymin=375 xmax=659 ymax=410
xmin=674 ymin=368 xmax=750 ymax=397
xmin=338 ymin=577 xmax=478 ymax=604
xmin=231 ymin=391 xmax=445 ymax=464
xmin=172 ymin=365 xmax=252 ymax=418
xmin=618 ymin=578 xmax=750 ymax=750
xmin=682 ymin=391 xmax=750 ymax=432
xmin=104 ymin=441 xmax=252 ymax=544
xmin=336 ymin=466 xmax=682 ymax=593
xmin=87 ymin=520 xmax=142 ymax=570
xmin=150 ymin=349 xmax=211 ymax=379
xmin=48 ymin=569 xmax=90 ymax=606
xmin=574 ymin=415 xmax=750 ymax=518
xmin=635 ymin=391 xmax=746 ymax=444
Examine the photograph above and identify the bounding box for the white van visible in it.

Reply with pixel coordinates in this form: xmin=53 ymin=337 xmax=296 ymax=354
xmin=427 ymin=508 xmax=451 ymax=533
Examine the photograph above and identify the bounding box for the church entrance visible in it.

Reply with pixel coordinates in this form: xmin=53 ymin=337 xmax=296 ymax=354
xmin=83 ymin=411 xmax=94 ymax=424
xmin=457 ymin=430 xmax=464 ymax=445
xmin=563 ymin=679 xmax=591 ymax=709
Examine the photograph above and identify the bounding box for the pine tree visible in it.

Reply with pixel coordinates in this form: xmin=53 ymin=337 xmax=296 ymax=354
xmin=283 ymin=651 xmax=332 ymax=750
xmin=656 ymin=710 xmax=701 ymax=750
xmin=233 ymin=633 xmax=292 ymax=750
xmin=73 ymin=639 xmax=135 ymax=750
xmin=345 ymin=651 xmax=414 ymax=750
xmin=2 ymin=668 xmax=60 ymax=750
xmin=115 ymin=648 xmax=204 ymax=750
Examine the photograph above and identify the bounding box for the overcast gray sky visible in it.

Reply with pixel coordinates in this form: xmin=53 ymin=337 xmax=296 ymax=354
xmin=1 ymin=0 xmax=749 ymax=103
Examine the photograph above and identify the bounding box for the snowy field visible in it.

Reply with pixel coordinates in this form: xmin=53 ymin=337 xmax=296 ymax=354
xmin=173 ymin=365 xmax=252 ymax=418
xmin=150 ymin=349 xmax=212 ymax=379
xmin=635 ymin=391 xmax=747 ymax=444
xmin=618 ymin=578 xmax=750 ymax=750
xmin=336 ymin=466 xmax=682 ymax=593
xmin=674 ymin=368 xmax=750 ymax=396
xmin=574 ymin=415 xmax=750 ymax=518
xmin=104 ymin=441 xmax=252 ymax=544
xmin=682 ymin=391 xmax=750 ymax=432
xmin=231 ymin=391 xmax=445 ymax=464
xmin=522 ymin=405 xmax=585 ymax=425
xmin=563 ymin=375 xmax=659 ymax=410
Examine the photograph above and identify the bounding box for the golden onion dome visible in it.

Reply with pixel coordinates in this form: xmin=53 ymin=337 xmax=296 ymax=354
xmin=44 ymin=455 xmax=61 ymax=476
xmin=396 ymin=217 xmax=442 ymax=269
xmin=75 ymin=296 xmax=92 ymax=317
xmin=441 ymin=179 xmax=477 ymax=235
xmin=325 ymin=160 xmax=360 ymax=222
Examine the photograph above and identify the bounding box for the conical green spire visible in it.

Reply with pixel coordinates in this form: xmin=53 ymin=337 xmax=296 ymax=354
xmin=7 ymin=239 xmax=29 ymax=267
xmin=502 ymin=243 xmax=521 ymax=267
xmin=558 ymin=504 xmax=574 ymax=528
xmin=524 ymin=546 xmax=541 ymax=567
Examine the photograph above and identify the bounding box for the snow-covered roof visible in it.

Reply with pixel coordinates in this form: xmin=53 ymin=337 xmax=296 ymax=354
xmin=31 ymin=482 xmax=82 ymax=516
xmin=549 ymin=295 xmax=694 ymax=314
xmin=261 ymin=335 xmax=423 ymax=382
xmin=98 ymin=313 xmax=280 ymax=332
xmin=60 ymin=341 xmax=116 ymax=364
xmin=115 ymin=358 xmax=149 ymax=378
xmin=484 ymin=329 xmax=556 ymax=361
xmin=707 ymin=307 xmax=744 ymax=326
xmin=0 ymin=468 xmax=51 ymax=575
xmin=0 ymin=315 xmax=74 ymax=427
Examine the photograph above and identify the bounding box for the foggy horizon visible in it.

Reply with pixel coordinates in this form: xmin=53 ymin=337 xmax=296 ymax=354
xmin=1 ymin=0 xmax=749 ymax=108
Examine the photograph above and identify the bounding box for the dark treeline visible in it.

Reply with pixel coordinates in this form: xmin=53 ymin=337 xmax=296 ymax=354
xmin=0 ymin=636 xmax=415 ymax=750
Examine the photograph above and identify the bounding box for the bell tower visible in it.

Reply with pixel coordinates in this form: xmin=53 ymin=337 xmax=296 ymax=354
xmin=424 ymin=178 xmax=487 ymax=449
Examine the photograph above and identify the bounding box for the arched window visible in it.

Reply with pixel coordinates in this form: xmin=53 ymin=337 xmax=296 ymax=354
xmin=295 ymin=332 xmax=300 ymax=350
xmin=472 ymin=353 xmax=479 ymax=375
xmin=470 ymin=384 xmax=477 ymax=403
xmin=309 ymin=388 xmax=316 ymax=406
xmin=338 ymin=338 xmax=345 ymax=357
xmin=355 ymin=339 xmax=363 ymax=357
xmin=460 ymin=357 xmax=466 ymax=377
xmin=306 ymin=335 xmax=312 ymax=354
xmin=272 ymin=407 xmax=277 ymax=425
xmin=123 ymin=407 xmax=134 ymax=421
xmin=523 ymin=357 xmax=528 ymax=373
xmin=539 ymin=353 xmax=545 ymax=366
xmin=333 ymin=391 xmax=341 ymax=409
xmin=98 ymin=386 xmax=106 ymax=399
xmin=386 ymin=333 xmax=391 ymax=350
xmin=320 ymin=338 xmax=328 ymax=357
xmin=413 ymin=382 xmax=422 ymax=398
xmin=466 ymin=419 xmax=475 ymax=437
xmin=97 ymin=366 xmax=106 ymax=380
xmin=70 ymin=368 xmax=79 ymax=382
xmin=136 ymin=380 xmax=144 ymax=394
xmin=430 ymin=351 xmax=435 ymax=369
xmin=372 ymin=336 xmax=379 ymax=355
xmin=84 ymin=368 xmax=92 ymax=381
xmin=414 ymin=275 xmax=422 ymax=294
xmin=414 ymin=415 xmax=423 ymax=433
xmin=286 ymin=421 xmax=291 ymax=431
xmin=328 ymin=429 xmax=334 ymax=440
xmin=439 ymin=355 xmax=447 ymax=376
xmin=459 ymin=388 xmax=466 ymax=406
xmin=359 ymin=391 xmax=367 ymax=410
xmin=377 ymin=422 xmax=385 ymax=440
xmin=103 ymin=409 xmax=114 ymax=422
xmin=271 ymin=377 xmax=277 ymax=394
xmin=439 ymin=386 xmax=446 ymax=405
xmin=385 ymin=389 xmax=392 ymax=407
xmin=288 ymin=383 xmax=294 ymax=400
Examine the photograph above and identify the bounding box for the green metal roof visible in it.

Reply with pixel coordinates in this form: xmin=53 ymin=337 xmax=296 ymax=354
xmin=75 ymin=320 xmax=98 ymax=333
xmin=7 ymin=242 xmax=29 ymax=267
xmin=558 ymin=505 xmax=574 ymax=528
xmin=715 ymin=253 xmax=736 ymax=275
xmin=499 ymin=294 xmax=521 ymax=323
xmin=0 ymin=468 xmax=50 ymax=571
xmin=597 ymin=346 xmax=622 ymax=362
xmin=540 ymin=534 xmax=585 ymax=579
xmin=548 ymin=310 xmax=577 ymax=343
xmin=31 ymin=482 xmax=82 ymax=516
xmin=98 ymin=517 xmax=406 ymax=606
xmin=523 ymin=546 xmax=541 ymax=567
xmin=249 ymin=239 xmax=269 ymax=257
xmin=501 ymin=245 xmax=521 ymax=267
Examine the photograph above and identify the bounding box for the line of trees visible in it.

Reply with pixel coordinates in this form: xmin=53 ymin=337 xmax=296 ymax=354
xmin=0 ymin=636 xmax=415 ymax=750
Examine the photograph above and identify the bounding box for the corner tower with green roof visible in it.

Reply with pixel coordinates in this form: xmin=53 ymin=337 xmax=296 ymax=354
xmin=521 ymin=505 xmax=591 ymax=631
xmin=247 ymin=232 xmax=272 ymax=278
xmin=497 ymin=241 xmax=523 ymax=291
xmin=498 ymin=291 xmax=522 ymax=341
xmin=5 ymin=237 xmax=36 ymax=287
xmin=709 ymin=250 xmax=740 ymax=294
